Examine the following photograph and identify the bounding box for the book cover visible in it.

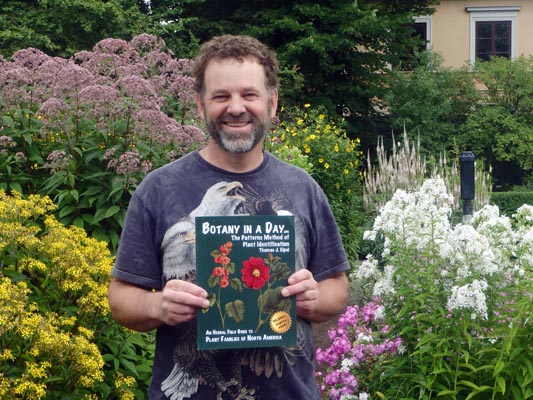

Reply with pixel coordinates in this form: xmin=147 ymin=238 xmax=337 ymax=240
xmin=195 ymin=215 xmax=296 ymax=350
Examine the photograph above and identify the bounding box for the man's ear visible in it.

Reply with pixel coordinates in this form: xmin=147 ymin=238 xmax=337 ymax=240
xmin=270 ymin=89 xmax=279 ymax=119
xmin=195 ymin=93 xmax=204 ymax=116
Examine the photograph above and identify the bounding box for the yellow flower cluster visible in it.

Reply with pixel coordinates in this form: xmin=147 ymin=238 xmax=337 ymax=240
xmin=0 ymin=189 xmax=114 ymax=397
xmin=114 ymin=372 xmax=137 ymax=400
xmin=269 ymin=105 xmax=363 ymax=195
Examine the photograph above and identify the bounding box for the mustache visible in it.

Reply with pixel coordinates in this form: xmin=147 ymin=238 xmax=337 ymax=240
xmin=219 ymin=113 xmax=254 ymax=124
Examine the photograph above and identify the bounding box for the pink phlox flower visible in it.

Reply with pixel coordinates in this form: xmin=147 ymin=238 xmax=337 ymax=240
xmin=37 ymin=98 xmax=71 ymax=128
xmin=44 ymin=150 xmax=72 ymax=174
xmin=79 ymin=85 xmax=121 ymax=117
xmin=0 ymin=67 xmax=34 ymax=106
xmin=53 ymin=64 xmax=94 ymax=98
xmin=325 ymin=369 xmax=358 ymax=400
xmin=0 ymin=136 xmax=16 ymax=149
xmin=144 ymin=49 xmax=174 ymax=72
xmin=93 ymin=38 xmax=130 ymax=55
xmin=11 ymin=47 xmax=50 ymax=69
xmin=115 ymin=151 xmax=142 ymax=175
xmin=114 ymin=75 xmax=159 ymax=107
xmin=130 ymin=33 xmax=166 ymax=54
xmin=181 ymin=125 xmax=207 ymax=145
xmin=338 ymin=305 xmax=360 ymax=328
xmin=169 ymin=75 xmax=196 ymax=106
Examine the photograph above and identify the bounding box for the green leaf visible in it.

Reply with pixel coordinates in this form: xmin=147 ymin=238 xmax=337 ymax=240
xmin=258 ymin=287 xmax=289 ymax=314
xmin=494 ymin=359 xmax=505 ymax=376
xmin=101 ymin=353 xmax=115 ymax=362
xmin=225 ymin=300 xmax=245 ymax=323
xmin=207 ymin=275 xmax=219 ymax=288
xmin=70 ymin=189 xmax=79 ymax=202
xmin=73 ymin=216 xmax=84 ymax=228
xmin=119 ymin=357 xmax=139 ymax=377
xmin=465 ymin=386 xmax=492 ymax=400
xmin=1 ymin=115 xmax=14 ymax=128
xmin=230 ymin=277 xmax=243 ymax=292
xmin=495 ymin=376 xmax=506 ymax=394
xmin=511 ymin=385 xmax=523 ymax=400
xmin=457 ymin=380 xmax=481 ymax=390
xmin=437 ymin=390 xmax=455 ymax=396
xmin=227 ymin=262 xmax=235 ymax=274
xmin=59 ymin=205 xmax=75 ymax=218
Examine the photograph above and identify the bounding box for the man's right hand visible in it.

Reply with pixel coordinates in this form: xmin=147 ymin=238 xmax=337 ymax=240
xmin=158 ymin=279 xmax=210 ymax=326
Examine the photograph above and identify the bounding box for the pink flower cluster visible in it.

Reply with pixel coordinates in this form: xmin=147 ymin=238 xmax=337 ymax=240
xmin=0 ymin=34 xmax=206 ymax=177
xmin=315 ymin=300 xmax=403 ymax=400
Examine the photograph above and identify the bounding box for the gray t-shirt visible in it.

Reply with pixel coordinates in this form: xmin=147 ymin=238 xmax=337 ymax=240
xmin=113 ymin=150 xmax=350 ymax=400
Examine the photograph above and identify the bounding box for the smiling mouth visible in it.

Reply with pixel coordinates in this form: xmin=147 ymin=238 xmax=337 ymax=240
xmin=223 ymin=121 xmax=251 ymax=127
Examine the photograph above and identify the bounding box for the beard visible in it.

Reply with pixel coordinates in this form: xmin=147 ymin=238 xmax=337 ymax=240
xmin=204 ymin=105 xmax=272 ymax=154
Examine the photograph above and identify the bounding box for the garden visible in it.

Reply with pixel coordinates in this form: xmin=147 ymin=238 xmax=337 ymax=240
xmin=1 ymin=31 xmax=532 ymax=399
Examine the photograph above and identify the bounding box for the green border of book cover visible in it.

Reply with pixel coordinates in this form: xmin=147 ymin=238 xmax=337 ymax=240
xmin=195 ymin=215 xmax=296 ymax=350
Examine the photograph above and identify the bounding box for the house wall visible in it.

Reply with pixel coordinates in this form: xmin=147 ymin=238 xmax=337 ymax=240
xmin=431 ymin=0 xmax=533 ymax=68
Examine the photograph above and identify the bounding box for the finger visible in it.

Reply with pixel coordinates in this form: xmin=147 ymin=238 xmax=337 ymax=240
xmin=164 ymin=289 xmax=210 ymax=309
xmin=166 ymin=279 xmax=208 ymax=298
xmin=287 ymin=269 xmax=313 ymax=285
xmin=282 ymin=273 xmax=317 ymax=297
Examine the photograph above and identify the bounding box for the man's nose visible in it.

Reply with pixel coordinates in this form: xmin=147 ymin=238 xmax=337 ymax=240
xmin=226 ymin=96 xmax=246 ymax=115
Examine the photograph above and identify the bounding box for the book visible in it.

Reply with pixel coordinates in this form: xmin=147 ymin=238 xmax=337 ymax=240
xmin=195 ymin=215 xmax=296 ymax=350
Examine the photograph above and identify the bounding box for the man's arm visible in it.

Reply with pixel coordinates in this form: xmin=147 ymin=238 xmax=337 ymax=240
xmin=281 ymin=270 xmax=348 ymax=323
xmin=108 ymin=278 xmax=210 ymax=332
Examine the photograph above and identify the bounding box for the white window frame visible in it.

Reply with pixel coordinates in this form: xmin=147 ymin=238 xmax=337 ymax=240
xmin=466 ymin=6 xmax=520 ymax=64
xmin=414 ymin=15 xmax=432 ymax=50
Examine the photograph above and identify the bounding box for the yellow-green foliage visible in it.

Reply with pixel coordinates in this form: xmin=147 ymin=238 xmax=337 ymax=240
xmin=270 ymin=104 xmax=362 ymax=193
xmin=269 ymin=104 xmax=365 ymax=260
xmin=0 ymin=190 xmax=136 ymax=398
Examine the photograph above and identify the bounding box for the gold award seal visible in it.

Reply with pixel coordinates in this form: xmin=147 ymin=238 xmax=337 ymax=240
xmin=269 ymin=311 xmax=292 ymax=334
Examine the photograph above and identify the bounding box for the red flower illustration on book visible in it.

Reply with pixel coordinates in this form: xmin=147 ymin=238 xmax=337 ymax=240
xmin=204 ymin=241 xmax=244 ymax=328
xmin=219 ymin=241 xmax=232 ymax=255
xmin=214 ymin=255 xmax=230 ymax=266
xmin=241 ymin=257 xmax=270 ymax=290
xmin=212 ymin=266 xmax=227 ymax=278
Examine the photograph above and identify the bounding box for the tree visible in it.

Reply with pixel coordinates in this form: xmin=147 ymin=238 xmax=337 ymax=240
xmin=383 ymin=51 xmax=480 ymax=153
xmin=460 ymin=56 xmax=533 ymax=189
xmin=144 ymin=0 xmax=441 ymax=137
xmin=0 ymin=0 xmax=151 ymax=58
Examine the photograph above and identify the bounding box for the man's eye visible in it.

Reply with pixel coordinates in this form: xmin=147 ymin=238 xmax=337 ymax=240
xmin=244 ymin=93 xmax=258 ymax=98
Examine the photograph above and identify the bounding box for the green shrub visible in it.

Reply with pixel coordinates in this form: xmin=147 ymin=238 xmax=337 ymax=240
xmin=383 ymin=51 xmax=480 ymax=153
xmin=490 ymin=191 xmax=533 ymax=217
xmin=268 ymin=104 xmax=365 ymax=262
xmin=0 ymin=189 xmax=153 ymax=399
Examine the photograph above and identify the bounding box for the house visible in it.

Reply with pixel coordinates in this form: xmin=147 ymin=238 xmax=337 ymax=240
xmin=415 ymin=0 xmax=533 ymax=68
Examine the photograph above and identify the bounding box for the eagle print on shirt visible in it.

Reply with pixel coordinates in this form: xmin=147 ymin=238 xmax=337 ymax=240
xmin=160 ymin=181 xmax=304 ymax=400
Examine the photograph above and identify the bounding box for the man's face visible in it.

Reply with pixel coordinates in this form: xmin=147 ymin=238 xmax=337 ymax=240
xmin=196 ymin=57 xmax=278 ymax=153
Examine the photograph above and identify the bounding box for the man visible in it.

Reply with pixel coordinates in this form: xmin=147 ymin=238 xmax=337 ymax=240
xmin=108 ymin=34 xmax=349 ymax=399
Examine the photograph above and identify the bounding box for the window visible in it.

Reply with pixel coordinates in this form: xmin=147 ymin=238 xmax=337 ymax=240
xmin=413 ymin=16 xmax=432 ymax=51
xmin=467 ymin=6 xmax=520 ymax=63
xmin=476 ymin=21 xmax=511 ymax=60
xmin=396 ymin=16 xmax=432 ymax=70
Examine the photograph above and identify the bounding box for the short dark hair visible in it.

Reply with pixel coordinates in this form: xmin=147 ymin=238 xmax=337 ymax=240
xmin=192 ymin=35 xmax=279 ymax=94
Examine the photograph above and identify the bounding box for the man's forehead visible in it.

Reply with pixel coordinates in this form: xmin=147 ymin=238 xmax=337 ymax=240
xmin=203 ymin=57 xmax=268 ymax=89
xmin=206 ymin=55 xmax=263 ymax=71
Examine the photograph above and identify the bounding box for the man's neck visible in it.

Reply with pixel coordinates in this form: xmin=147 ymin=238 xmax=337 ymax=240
xmin=198 ymin=142 xmax=264 ymax=173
